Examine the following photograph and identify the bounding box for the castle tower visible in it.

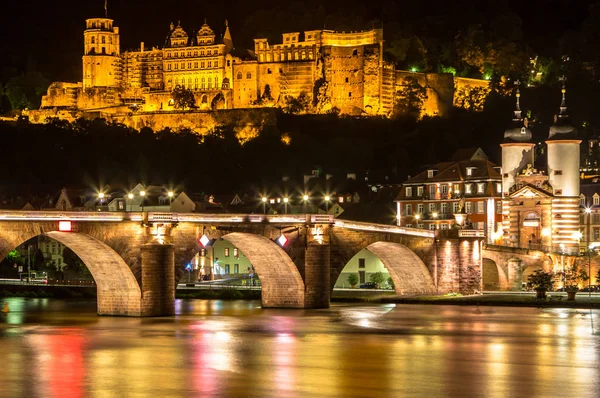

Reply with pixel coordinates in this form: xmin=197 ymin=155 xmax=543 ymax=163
xmin=546 ymin=78 xmax=581 ymax=252
xmin=82 ymin=18 xmax=121 ymax=89
xmin=500 ymin=82 xmax=535 ymax=235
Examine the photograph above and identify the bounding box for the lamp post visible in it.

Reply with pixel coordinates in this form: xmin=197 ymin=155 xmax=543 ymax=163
xmin=324 ymin=195 xmax=331 ymax=213
xmin=128 ymin=193 xmax=134 ymax=212
xmin=415 ymin=213 xmax=420 ymax=228
xmin=283 ymin=197 xmax=289 ymax=214
xmin=586 ymin=208 xmax=592 ymax=296
xmin=303 ymin=194 xmax=309 ymax=213
xmin=140 ymin=190 xmax=146 ymax=213
xmin=262 ymin=197 xmax=267 ymax=214
xmin=168 ymin=191 xmax=174 ymax=210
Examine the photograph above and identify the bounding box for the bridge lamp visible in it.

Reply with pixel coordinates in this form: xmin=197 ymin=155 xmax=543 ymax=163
xmin=324 ymin=195 xmax=331 ymax=213
xmin=303 ymin=194 xmax=310 ymax=213
xmin=168 ymin=191 xmax=174 ymax=207
xmin=261 ymin=196 xmax=268 ymax=214
xmin=283 ymin=197 xmax=289 ymax=214
xmin=58 ymin=221 xmax=72 ymax=232
xmin=432 ymin=212 xmax=438 ymax=218
xmin=140 ymin=190 xmax=146 ymax=213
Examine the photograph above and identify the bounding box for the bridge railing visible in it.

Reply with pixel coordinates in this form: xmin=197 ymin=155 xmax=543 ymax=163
xmin=485 ymin=243 xmax=582 ymax=256
xmin=333 ymin=220 xmax=435 ymax=238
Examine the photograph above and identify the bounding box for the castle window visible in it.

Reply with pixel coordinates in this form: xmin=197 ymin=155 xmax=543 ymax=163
xmin=91 ymin=37 xmax=95 ymax=44
xmin=200 ymin=50 xmax=205 ymax=56
xmin=175 ymin=52 xmax=178 ymax=57
xmin=267 ymin=53 xmax=271 ymax=62
xmin=294 ymin=52 xmax=299 ymax=60
xmin=214 ymin=60 xmax=218 ymax=68
xmin=188 ymin=62 xmax=192 ymax=69
xmin=345 ymin=77 xmax=349 ymax=83
xmin=195 ymin=78 xmax=198 ymax=89
xmin=348 ymin=92 xmax=352 ymax=97
xmin=259 ymin=54 xmax=264 ymax=62
xmin=237 ymin=72 xmax=242 ymax=79
xmin=202 ymin=95 xmax=208 ymax=103
xmin=181 ymin=63 xmax=185 ymax=69
xmin=308 ymin=51 xmax=313 ymax=60
xmin=286 ymin=37 xmax=290 ymax=42
xmin=246 ymin=72 xmax=252 ymax=79
xmin=288 ymin=52 xmax=292 ymax=59
xmin=201 ymin=77 xmax=205 ymax=89
xmin=594 ymin=194 xmax=600 ymax=205
xmin=268 ymin=68 xmax=272 ymax=74
xmin=102 ymin=36 xmax=105 ymax=44
xmin=302 ymin=51 xmax=306 ymax=60
xmin=227 ymin=60 xmax=231 ymax=67
xmin=274 ymin=53 xmax=279 ymax=62
xmin=194 ymin=51 xmax=198 ymax=56
xmin=102 ymin=47 xmax=106 ymax=54
xmin=175 ymin=64 xmax=178 ymax=70
xmin=208 ymin=78 xmax=212 ymax=89
xmin=194 ymin=62 xmax=198 ymax=68
xmin=168 ymin=63 xmax=172 ymax=70
xmin=554 ymin=170 xmax=563 ymax=175
xmin=188 ymin=51 xmax=191 ymax=57
xmin=188 ymin=78 xmax=192 ymax=88
xmin=352 ymin=49 xmax=358 ymax=56
xmin=208 ymin=61 xmax=212 ymax=68
xmin=201 ymin=61 xmax=205 ymax=68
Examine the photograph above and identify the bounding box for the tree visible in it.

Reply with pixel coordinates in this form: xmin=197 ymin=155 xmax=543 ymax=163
xmin=454 ymin=86 xmax=490 ymax=111
xmin=528 ymin=270 xmax=554 ymax=299
xmin=562 ymin=263 xmax=589 ymax=292
xmin=171 ymin=85 xmax=196 ymax=110
xmin=369 ymin=271 xmax=386 ymax=288
xmin=283 ymin=92 xmax=311 ymax=114
xmin=393 ymin=77 xmax=427 ymax=118
xmin=347 ymin=273 xmax=359 ymax=287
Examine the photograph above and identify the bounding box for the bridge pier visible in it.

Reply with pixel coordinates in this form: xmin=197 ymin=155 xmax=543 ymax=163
xmin=140 ymin=242 xmax=175 ymax=316
xmin=303 ymin=241 xmax=330 ymax=308
xmin=436 ymin=232 xmax=485 ymax=295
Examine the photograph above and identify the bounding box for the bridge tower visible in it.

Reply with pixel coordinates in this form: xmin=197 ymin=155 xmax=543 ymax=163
xmin=82 ymin=17 xmax=121 ymax=89
xmin=546 ymin=79 xmax=581 ymax=252
xmin=500 ymin=82 xmax=534 ymax=238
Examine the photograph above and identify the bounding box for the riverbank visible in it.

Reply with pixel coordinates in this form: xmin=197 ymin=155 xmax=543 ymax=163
xmin=3 ymin=285 xmax=600 ymax=308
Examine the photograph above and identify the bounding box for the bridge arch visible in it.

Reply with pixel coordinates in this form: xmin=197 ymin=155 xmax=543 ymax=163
xmin=2 ymin=231 xmax=141 ymax=315
xmin=222 ymin=232 xmax=305 ymax=308
xmin=482 ymin=258 xmax=508 ymax=290
xmin=363 ymin=242 xmax=436 ymax=295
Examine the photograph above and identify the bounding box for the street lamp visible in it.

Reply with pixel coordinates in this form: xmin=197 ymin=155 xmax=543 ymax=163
xmin=262 ymin=197 xmax=267 ymax=214
xmin=140 ymin=190 xmax=146 ymax=213
xmin=283 ymin=197 xmax=289 ymax=214
xmin=324 ymin=195 xmax=331 ymax=213
xmin=168 ymin=191 xmax=174 ymax=209
xmin=303 ymin=194 xmax=309 ymax=213
xmin=128 ymin=193 xmax=134 ymax=212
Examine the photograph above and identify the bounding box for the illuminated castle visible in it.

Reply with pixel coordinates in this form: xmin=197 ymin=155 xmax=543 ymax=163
xmin=37 ymin=14 xmax=488 ymax=123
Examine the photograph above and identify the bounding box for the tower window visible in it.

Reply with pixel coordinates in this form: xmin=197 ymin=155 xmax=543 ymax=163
xmin=91 ymin=37 xmax=95 ymax=44
xmin=246 ymin=72 xmax=252 ymax=79
xmin=101 ymin=36 xmax=105 ymax=44
xmin=349 ymin=92 xmax=352 ymax=97
xmin=345 ymin=77 xmax=349 ymax=83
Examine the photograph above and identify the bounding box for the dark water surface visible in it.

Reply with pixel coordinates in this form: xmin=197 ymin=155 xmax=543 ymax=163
xmin=0 ymin=298 xmax=598 ymax=398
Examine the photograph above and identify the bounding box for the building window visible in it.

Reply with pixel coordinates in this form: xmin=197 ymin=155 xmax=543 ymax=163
xmin=580 ymin=195 xmax=586 ymax=206
xmin=234 ymin=264 xmax=239 ymax=274
xmin=595 ymin=229 xmax=600 ymax=240
xmin=224 ymin=248 xmax=230 ymax=257
xmin=496 ymin=201 xmax=502 ymax=214
xmin=477 ymin=201 xmax=484 ymax=213
xmin=466 ymin=167 xmax=475 ymax=176
xmin=429 ymin=224 xmax=437 ymax=230
xmin=554 ymin=170 xmax=563 ymax=175
xmin=405 ymin=204 xmax=412 ymax=216
xmin=225 ymin=264 xmax=230 ymax=274
xmin=441 ymin=203 xmax=448 ymax=216
xmin=246 ymin=72 xmax=252 ymax=79
xmin=237 ymin=71 xmax=242 ymax=79
xmin=441 ymin=185 xmax=448 ymax=196
xmin=91 ymin=37 xmax=95 ymax=44
xmin=406 ymin=224 xmax=413 ymax=228
xmin=417 ymin=186 xmax=423 ymax=196
xmin=200 ymin=249 xmax=206 ymax=257
xmin=429 ymin=185 xmax=436 ymax=198
xmin=429 ymin=203 xmax=436 ymax=213
xmin=465 ymin=184 xmax=472 ymax=194
xmin=233 ymin=248 xmax=239 ymax=258
xmin=453 ymin=202 xmax=460 ymax=214
xmin=427 ymin=170 xmax=434 ymax=178
xmin=441 ymin=224 xmax=449 ymax=230
xmin=477 ymin=183 xmax=485 ymax=194
xmin=358 ymin=258 xmax=365 ymax=268
xmin=453 ymin=184 xmax=460 ymax=194
xmin=496 ymin=183 xmax=502 ymax=193
xmin=466 ymin=202 xmax=473 ymax=214
xmin=405 ymin=187 xmax=412 ymax=197
xmin=594 ymin=195 xmax=600 ymax=205
xmin=417 ymin=204 xmax=423 ymax=214
xmin=345 ymin=77 xmax=349 ymax=83
xmin=349 ymin=92 xmax=352 ymax=97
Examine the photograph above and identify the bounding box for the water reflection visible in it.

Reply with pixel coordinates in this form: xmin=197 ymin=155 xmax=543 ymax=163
xmin=0 ymin=298 xmax=598 ymax=397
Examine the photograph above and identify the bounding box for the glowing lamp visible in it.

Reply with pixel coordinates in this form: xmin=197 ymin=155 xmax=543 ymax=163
xmin=541 ymin=228 xmax=551 ymax=237
xmin=276 ymin=234 xmax=288 ymax=247
xmin=325 ymin=195 xmax=331 ymax=202
xmin=573 ymin=231 xmax=583 ymax=240
xmin=303 ymin=195 xmax=309 ymax=201
xmin=168 ymin=191 xmax=174 ymax=198
xmin=586 ymin=208 xmax=592 ymax=214
xmin=432 ymin=212 xmax=438 ymax=218
xmin=128 ymin=193 xmax=134 ymax=199
xmin=58 ymin=221 xmax=72 ymax=232
xmin=98 ymin=193 xmax=105 ymax=199
xmin=415 ymin=214 xmax=421 ymax=220
xmin=262 ymin=197 xmax=267 ymax=203
xmin=199 ymin=234 xmax=210 ymax=247
xmin=284 ymin=197 xmax=289 ymax=203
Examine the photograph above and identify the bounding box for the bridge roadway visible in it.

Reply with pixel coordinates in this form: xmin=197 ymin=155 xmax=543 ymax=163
xmin=0 ymin=210 xmax=488 ymax=316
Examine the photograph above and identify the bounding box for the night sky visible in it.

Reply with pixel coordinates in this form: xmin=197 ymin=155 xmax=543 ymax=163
xmin=1 ymin=0 xmax=597 ymax=81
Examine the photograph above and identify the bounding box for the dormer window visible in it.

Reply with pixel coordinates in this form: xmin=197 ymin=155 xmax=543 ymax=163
xmin=594 ymin=194 xmax=600 ymax=205
xmin=427 ymin=170 xmax=435 ymax=178
xmin=466 ymin=167 xmax=476 ymax=176
xmin=477 ymin=183 xmax=485 ymax=194
xmin=405 ymin=187 xmax=412 ymax=197
xmin=521 ymin=127 xmax=526 ymax=134
xmin=465 ymin=184 xmax=472 ymax=194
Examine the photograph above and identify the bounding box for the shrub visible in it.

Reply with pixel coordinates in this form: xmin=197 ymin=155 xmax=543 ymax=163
xmin=369 ymin=272 xmax=386 ymax=286
xmin=528 ymin=270 xmax=554 ymax=291
xmin=347 ymin=273 xmax=359 ymax=286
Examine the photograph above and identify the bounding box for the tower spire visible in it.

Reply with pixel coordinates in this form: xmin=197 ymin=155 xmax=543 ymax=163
xmin=223 ymin=19 xmax=233 ymax=54
xmin=558 ymin=75 xmax=568 ymax=118
xmin=104 ymin=0 xmax=107 ymax=18
xmin=512 ymin=79 xmax=522 ymax=122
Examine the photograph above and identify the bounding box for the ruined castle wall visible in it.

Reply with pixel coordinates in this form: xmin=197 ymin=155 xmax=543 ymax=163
xmin=362 ymin=45 xmax=382 ymax=115
xmin=111 ymin=108 xmax=277 ymax=135
xmin=453 ymin=77 xmax=490 ymax=106
xmin=395 ymin=71 xmax=455 ymax=117
xmin=232 ymin=62 xmax=259 ymax=108
xmin=82 ymin=55 xmax=122 ymax=89
xmin=257 ymin=61 xmax=315 ymax=104
xmin=324 ymin=46 xmax=365 ymax=115
xmin=40 ymin=82 xmax=82 ymax=109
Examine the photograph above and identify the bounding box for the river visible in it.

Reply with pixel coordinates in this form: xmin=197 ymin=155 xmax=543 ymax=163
xmin=0 ymin=298 xmax=598 ymax=397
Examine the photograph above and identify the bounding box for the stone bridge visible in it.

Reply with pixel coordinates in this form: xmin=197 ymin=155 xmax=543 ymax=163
xmin=481 ymin=245 xmax=599 ymax=291
xmin=0 ymin=211 xmax=487 ymax=316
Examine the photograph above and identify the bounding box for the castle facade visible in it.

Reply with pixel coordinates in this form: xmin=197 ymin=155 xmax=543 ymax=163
xmin=36 ymin=15 xmax=488 ymax=123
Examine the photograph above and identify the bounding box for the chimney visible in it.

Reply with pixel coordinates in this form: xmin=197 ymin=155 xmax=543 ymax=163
xmin=141 ymin=42 xmax=145 ymax=52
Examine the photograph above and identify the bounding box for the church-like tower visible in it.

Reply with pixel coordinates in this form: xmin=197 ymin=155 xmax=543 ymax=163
xmin=546 ymin=80 xmax=581 ymax=251
xmin=500 ymin=83 xmax=534 ymax=235
xmin=82 ymin=18 xmax=121 ymax=89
